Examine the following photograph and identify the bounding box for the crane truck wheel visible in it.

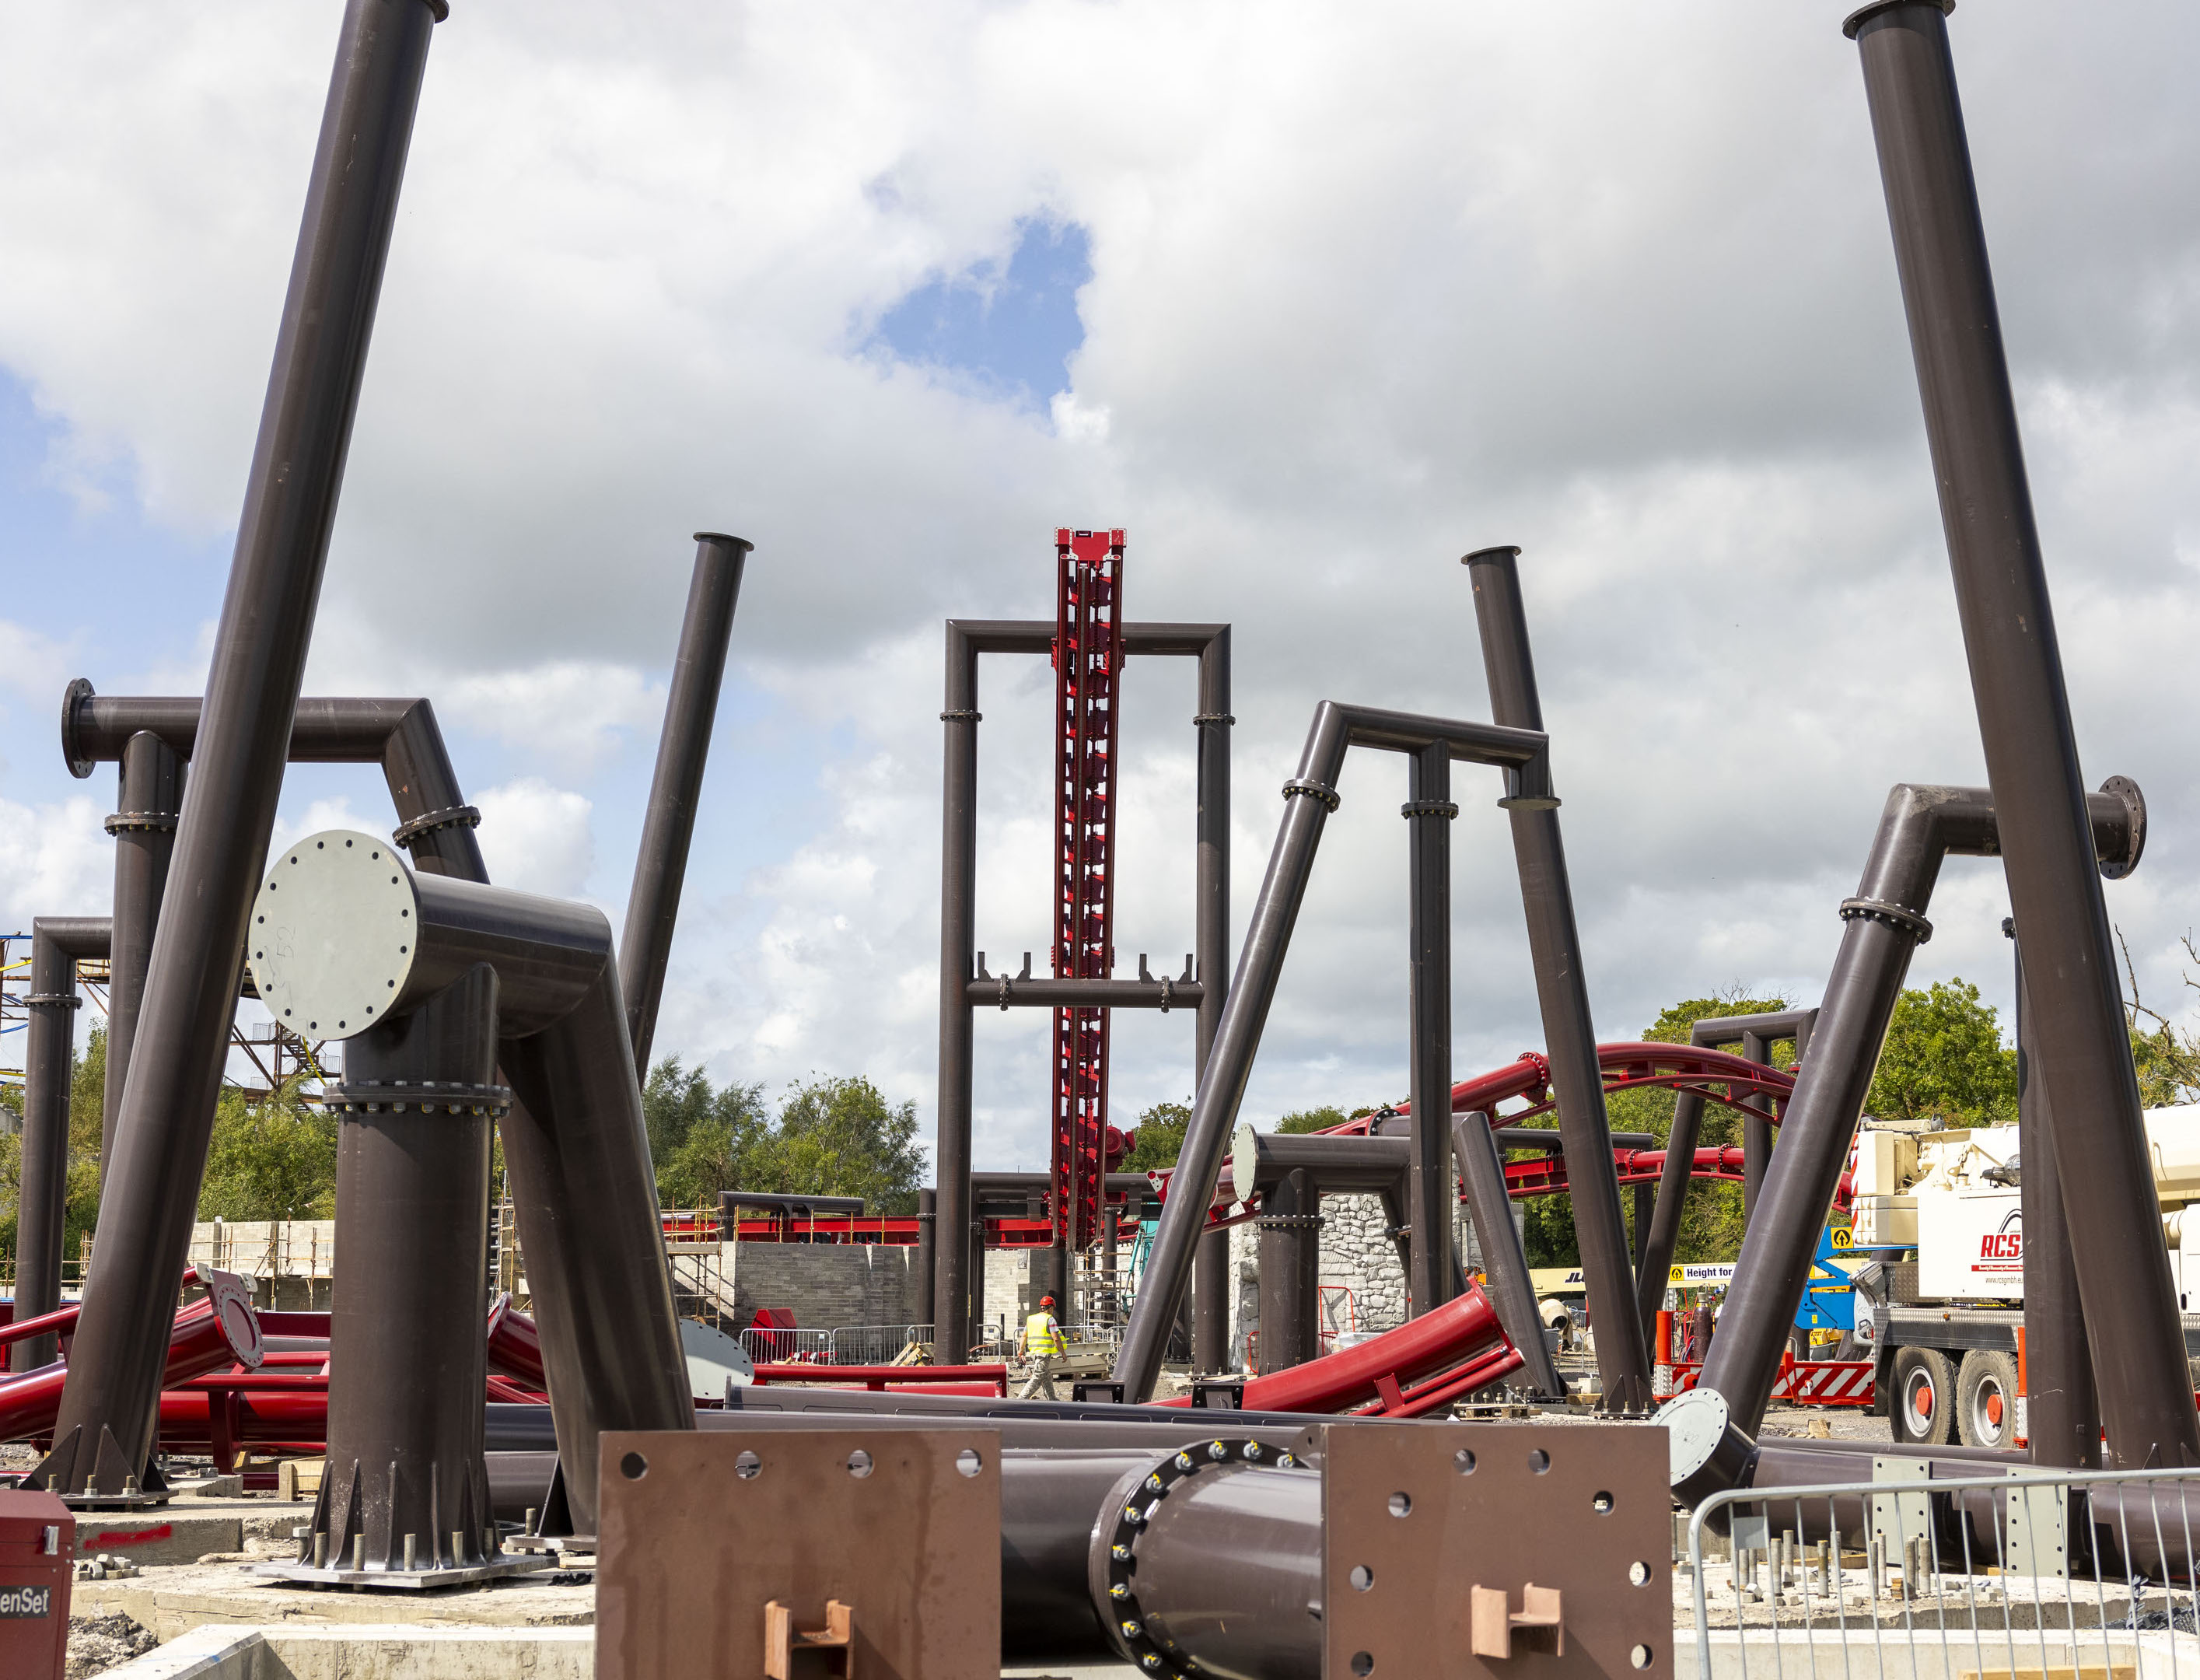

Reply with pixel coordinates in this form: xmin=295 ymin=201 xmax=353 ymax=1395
xmin=1955 ymin=1349 xmax=2020 ymax=1450
xmin=1890 ymin=1347 xmax=1956 ymax=1445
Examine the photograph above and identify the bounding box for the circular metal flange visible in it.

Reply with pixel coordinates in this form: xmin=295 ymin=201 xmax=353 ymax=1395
xmin=323 ymin=1080 xmax=513 ymax=1118
xmin=1281 ymin=778 xmax=1340 ymax=812
xmin=104 ymin=810 xmax=179 ymax=835
xmin=23 ymin=992 xmax=82 ymax=1010
xmin=1843 ymin=0 xmax=1953 ymax=44
xmin=1254 ymin=1213 xmax=1324 ymax=1231
xmin=1839 ymin=895 xmax=1933 ymax=944
xmin=1191 ymin=712 xmax=1235 ymax=727
xmin=61 ymin=677 xmax=97 ymax=779
xmin=939 ymin=709 xmax=983 ymax=723
xmin=1496 ymin=793 xmax=1562 ymax=811
xmin=391 ymin=804 xmax=481 ymax=851
xmin=1400 ymin=798 xmax=1460 ymax=820
xmin=2097 ymin=775 xmax=2147 ymax=880
xmin=1095 ymin=1437 xmax=1301 ymax=1677
xmin=248 ymin=831 xmax=419 ymax=1041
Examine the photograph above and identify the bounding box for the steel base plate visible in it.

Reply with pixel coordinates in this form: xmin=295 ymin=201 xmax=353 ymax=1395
xmin=1322 ymin=1419 xmax=1672 ymax=1680
xmin=59 ymin=1489 xmax=173 ymax=1511
xmin=250 ymin=1553 xmax=549 ymax=1591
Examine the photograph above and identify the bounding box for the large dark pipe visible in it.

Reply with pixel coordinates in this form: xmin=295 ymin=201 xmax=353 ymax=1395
xmin=44 ymin=0 xmax=444 ymax=1497
xmin=98 ymin=730 xmax=184 ymax=1178
xmin=1255 ymin=1169 xmax=1321 ymax=1374
xmin=719 ymin=1191 xmax=867 ymax=1218
xmin=1674 ymin=782 xmax=2139 ymax=1495
xmin=1191 ymin=628 xmax=1233 ymax=1371
xmin=1849 ymin=0 xmax=2198 ymax=1469
xmin=1464 ymin=544 xmax=1649 ymax=1409
xmin=1088 ymin=1451 xmax=1323 ymax=1678
xmin=1635 ymin=1010 xmax=1817 ymax=1338
xmin=1114 ymin=700 xmax=1549 ymax=1399
xmin=252 ymin=837 xmax=694 ymax=1538
xmin=618 ymin=533 xmax=752 ymax=1071
xmin=310 ymin=963 xmax=502 ymax=1573
xmin=1453 ymin=1111 xmax=1565 ymax=1397
xmin=1404 ymin=741 xmax=1455 ymax=1318
xmin=935 ymin=625 xmax=981 ymax=1361
xmin=915 ymin=1188 xmax=937 ymax=1327
xmin=2013 ymin=924 xmax=2099 ymax=1468
xmin=16 ymin=919 xmax=110 ymax=1374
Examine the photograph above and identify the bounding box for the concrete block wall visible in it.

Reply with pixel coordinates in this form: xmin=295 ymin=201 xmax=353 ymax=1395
xmin=720 ymin=1243 xmax=922 ymax=1332
xmin=1223 ymin=1190 xmax=1510 ymax=1371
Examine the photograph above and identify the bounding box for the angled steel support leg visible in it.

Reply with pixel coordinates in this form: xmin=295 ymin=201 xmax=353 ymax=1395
xmin=1850 ymin=0 xmax=2198 ymax=1469
xmin=16 ymin=919 xmax=111 ymax=1374
xmin=45 ymin=0 xmax=445 ymax=1496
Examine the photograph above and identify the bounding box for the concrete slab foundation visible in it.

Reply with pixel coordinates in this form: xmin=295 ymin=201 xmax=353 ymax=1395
xmin=73 ymin=1561 xmax=596 ymax=1642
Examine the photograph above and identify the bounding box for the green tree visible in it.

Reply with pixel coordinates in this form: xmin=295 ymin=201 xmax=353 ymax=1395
xmin=2120 ymin=928 xmax=2200 ymax=1108
xmin=1 ymin=1027 xmax=112 ymax=1262
xmin=198 ymin=1075 xmax=340 ymax=1220
xmin=1276 ymin=1105 xmax=1353 ymax=1135
xmin=1122 ymin=1101 xmax=1191 ymax=1172
xmin=1864 ymin=978 xmax=2015 ymax=1125
xmin=764 ymin=1075 xmax=925 ymax=1213
xmin=645 ymin=1057 xmax=768 ymax=1207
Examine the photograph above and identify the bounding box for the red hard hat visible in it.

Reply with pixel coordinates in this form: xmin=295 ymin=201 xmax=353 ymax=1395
xmin=1040 ymin=1295 xmax=1055 ymax=1307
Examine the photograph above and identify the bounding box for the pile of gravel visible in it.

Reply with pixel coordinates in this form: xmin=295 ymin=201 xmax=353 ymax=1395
xmin=65 ymin=1612 xmax=159 ymax=1678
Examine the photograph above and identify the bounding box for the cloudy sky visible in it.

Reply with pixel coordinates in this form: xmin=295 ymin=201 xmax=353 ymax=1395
xmin=2 ymin=1 xmax=2198 ymax=1174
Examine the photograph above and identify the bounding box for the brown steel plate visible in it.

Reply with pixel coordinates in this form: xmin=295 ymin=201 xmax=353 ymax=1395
xmin=596 ymin=1426 xmax=1001 ymax=1679
xmin=1323 ymin=1421 xmax=1671 ymax=1680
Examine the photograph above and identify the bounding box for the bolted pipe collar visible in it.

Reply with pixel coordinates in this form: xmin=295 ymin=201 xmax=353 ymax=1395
xmin=1843 ymin=0 xmax=1953 ymax=41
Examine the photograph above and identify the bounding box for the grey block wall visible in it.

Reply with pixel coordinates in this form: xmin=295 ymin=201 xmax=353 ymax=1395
xmin=721 ymin=1244 xmax=923 ymax=1331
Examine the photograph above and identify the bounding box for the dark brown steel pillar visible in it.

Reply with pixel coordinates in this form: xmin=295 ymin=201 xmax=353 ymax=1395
xmin=1851 ymin=0 xmax=2198 ymax=1470
xmin=1635 ymin=1087 xmax=1705 ymax=1338
xmin=1453 ymin=1111 xmax=1565 ymax=1397
xmin=915 ymin=1188 xmax=937 ymax=1328
xmin=100 ymin=730 xmax=184 ymax=1179
xmin=313 ymin=964 xmax=501 ymax=1573
xmin=1464 ymin=544 xmax=1651 ymax=1408
xmin=2011 ymin=923 xmax=2100 ymax=1468
xmin=1194 ymin=1227 xmax=1230 ymax=1374
xmin=1740 ymin=1030 xmax=1774 ymax=1227
xmin=16 ymin=919 xmax=110 ymax=1374
xmin=1404 ymin=743 xmax=1456 ymax=1318
xmin=1189 ymin=631 xmax=1233 ymax=1366
xmin=1632 ymin=1181 xmax=1653 ymax=1268
xmin=967 ymin=1213 xmax=988 ymax=1347
xmin=1255 ymin=1169 xmax=1321 ymax=1374
xmin=619 ymin=533 xmax=752 ymax=1071
xmin=47 ymin=0 xmax=445 ymax=1496
xmin=935 ymin=626 xmax=980 ymax=1362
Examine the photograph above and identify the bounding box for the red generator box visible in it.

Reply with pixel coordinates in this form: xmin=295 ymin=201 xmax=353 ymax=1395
xmin=0 ymin=1486 xmax=74 ymax=1680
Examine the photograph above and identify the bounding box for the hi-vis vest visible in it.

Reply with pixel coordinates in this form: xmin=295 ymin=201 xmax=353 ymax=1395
xmin=1025 ymin=1311 xmax=1063 ymax=1358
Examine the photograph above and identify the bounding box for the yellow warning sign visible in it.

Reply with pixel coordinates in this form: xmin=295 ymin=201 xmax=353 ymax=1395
xmin=1829 ymin=1225 xmax=1854 ymax=1250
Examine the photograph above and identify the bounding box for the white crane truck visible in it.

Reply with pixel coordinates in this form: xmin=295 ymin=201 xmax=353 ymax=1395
xmin=1846 ymin=1105 xmax=2200 ymax=1451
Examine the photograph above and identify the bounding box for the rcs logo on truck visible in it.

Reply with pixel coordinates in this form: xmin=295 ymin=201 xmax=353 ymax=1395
xmin=0 ymin=1584 xmax=52 ymax=1618
xmin=1976 ymin=1208 xmax=2023 ymax=1267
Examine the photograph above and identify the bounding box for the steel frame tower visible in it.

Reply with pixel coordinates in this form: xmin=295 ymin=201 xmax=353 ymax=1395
xmin=1050 ymin=529 xmax=1125 ymax=1255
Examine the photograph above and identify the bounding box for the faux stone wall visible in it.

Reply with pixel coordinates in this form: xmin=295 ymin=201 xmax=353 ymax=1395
xmin=721 ymin=1243 xmax=922 ymax=1332
xmin=1222 ymin=1192 xmax=1521 ymax=1372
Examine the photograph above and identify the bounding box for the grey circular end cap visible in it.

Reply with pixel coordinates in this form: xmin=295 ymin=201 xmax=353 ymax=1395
xmin=1229 ymin=1122 xmax=1260 ymax=1191
xmin=247 ymin=830 xmax=420 ymax=1041
xmin=1658 ymin=1388 xmax=1730 ymax=1482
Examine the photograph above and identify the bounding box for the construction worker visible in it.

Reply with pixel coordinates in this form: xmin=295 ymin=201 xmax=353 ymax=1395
xmin=1018 ymin=1293 xmax=1064 ymax=1398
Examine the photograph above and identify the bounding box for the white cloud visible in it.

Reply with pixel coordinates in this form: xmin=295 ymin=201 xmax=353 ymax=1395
xmin=440 ymin=663 xmax=666 ymax=772
xmin=474 ymin=779 xmax=595 ymax=901
xmin=0 ymin=796 xmax=110 ymax=929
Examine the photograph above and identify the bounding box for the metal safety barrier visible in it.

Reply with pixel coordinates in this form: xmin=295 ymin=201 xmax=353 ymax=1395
xmin=828 ymin=1324 xmax=934 ymax=1366
xmin=1687 ymin=1462 xmax=2200 ymax=1680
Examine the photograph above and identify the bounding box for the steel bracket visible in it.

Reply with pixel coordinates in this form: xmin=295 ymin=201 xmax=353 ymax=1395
xmin=595 ymin=1426 xmax=1000 ymax=1680
xmin=1320 ymin=1420 xmax=1670 ymax=1679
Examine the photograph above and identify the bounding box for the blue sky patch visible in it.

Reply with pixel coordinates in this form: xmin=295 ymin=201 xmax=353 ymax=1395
xmin=872 ymin=216 xmax=1092 ymax=406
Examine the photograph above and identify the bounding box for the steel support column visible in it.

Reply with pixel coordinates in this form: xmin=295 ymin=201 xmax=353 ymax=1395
xmin=1256 ymin=1170 xmax=1322 ymax=1374
xmin=1464 ymin=544 xmax=1650 ymax=1408
xmin=915 ymin=1188 xmax=937 ymax=1329
xmin=46 ymin=0 xmax=444 ymax=1496
xmin=1850 ymin=0 xmax=2198 ymax=1468
xmin=100 ymin=730 xmax=184 ymax=1179
xmin=1681 ymin=782 xmax=2139 ymax=1464
xmin=1191 ymin=628 xmax=1233 ymax=1367
xmin=16 ymin=919 xmax=111 ymax=1374
xmin=1404 ymin=744 xmax=1455 ymax=1318
xmin=2013 ymin=924 xmax=2100 ymax=1468
xmin=620 ymin=532 xmax=752 ymax=1072
xmin=1114 ymin=699 xmax=1550 ymax=1398
xmin=1453 ymin=1111 xmax=1565 ymax=1397
xmin=934 ymin=625 xmax=981 ymax=1363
